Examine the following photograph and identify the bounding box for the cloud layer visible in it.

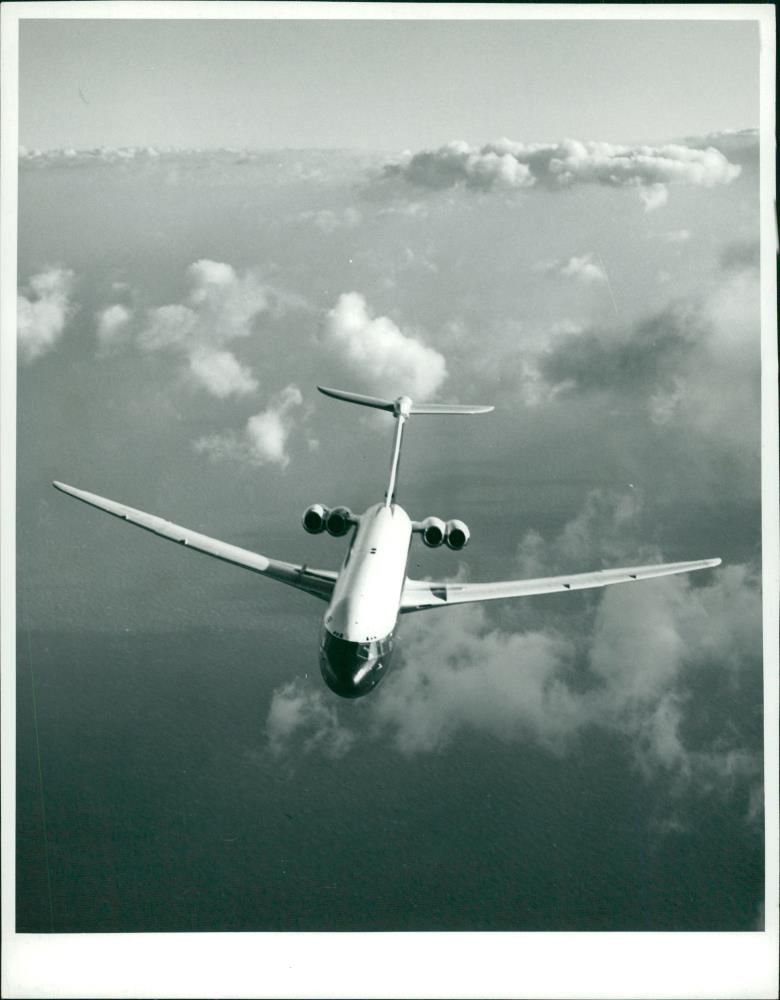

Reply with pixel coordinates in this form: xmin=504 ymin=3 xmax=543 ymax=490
xmin=535 ymin=267 xmax=761 ymax=454
xmin=138 ymin=259 xmax=274 ymax=398
xmin=267 ymin=680 xmax=355 ymax=759
xmin=384 ymin=137 xmax=741 ymax=207
xmin=17 ymin=267 xmax=76 ymax=363
xmin=264 ymin=563 xmax=761 ymax=806
xmin=322 ymin=292 xmax=447 ymax=400
xmin=265 ymin=486 xmax=761 ymax=817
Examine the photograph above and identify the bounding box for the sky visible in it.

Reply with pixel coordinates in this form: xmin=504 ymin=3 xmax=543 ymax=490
xmin=6 ymin=7 xmax=777 ymax=1000
xmin=19 ymin=18 xmax=760 ymax=151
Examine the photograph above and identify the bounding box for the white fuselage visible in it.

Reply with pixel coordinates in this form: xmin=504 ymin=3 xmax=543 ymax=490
xmin=325 ymin=503 xmax=412 ymax=641
xmin=319 ymin=503 xmax=412 ymax=697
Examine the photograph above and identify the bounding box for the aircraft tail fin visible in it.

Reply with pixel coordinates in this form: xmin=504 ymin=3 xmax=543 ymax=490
xmin=318 ymin=385 xmax=494 ymax=506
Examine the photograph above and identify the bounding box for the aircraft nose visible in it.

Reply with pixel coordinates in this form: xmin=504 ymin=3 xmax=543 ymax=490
xmin=319 ymin=631 xmax=392 ymax=699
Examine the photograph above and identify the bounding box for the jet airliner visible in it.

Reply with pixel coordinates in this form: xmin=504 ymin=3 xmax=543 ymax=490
xmin=54 ymin=385 xmax=721 ymax=699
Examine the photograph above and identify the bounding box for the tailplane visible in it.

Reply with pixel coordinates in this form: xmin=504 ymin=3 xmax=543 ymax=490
xmin=317 ymin=385 xmax=494 ymax=505
xmin=316 ymin=385 xmax=493 ymax=416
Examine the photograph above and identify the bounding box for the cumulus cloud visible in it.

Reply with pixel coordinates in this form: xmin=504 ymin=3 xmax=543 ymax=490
xmin=96 ymin=303 xmax=132 ymax=355
xmin=685 ymin=129 xmax=759 ymax=170
xmin=187 ymin=349 xmax=258 ymax=399
xmin=322 ymin=292 xmax=447 ymax=400
xmin=138 ymin=259 xmax=278 ymax=397
xmin=685 ymin=269 xmax=761 ymax=449
xmin=263 ymin=518 xmax=759 ymax=818
xmin=516 ymin=489 xmax=657 ymax=579
xmin=267 ymin=679 xmax=355 ymax=759
xmin=534 ymin=266 xmax=760 ymax=456
xmin=639 ymin=182 xmax=669 ymax=212
xmin=587 ymin=565 xmax=762 ymax=791
xmin=540 ymin=253 xmax=606 ymax=284
xmin=372 ymin=604 xmax=581 ymax=755
xmin=262 ymin=489 xmax=759 ymax=808
xmin=383 ymin=567 xmax=759 ymax=796
xmin=194 ymin=384 xmax=303 ymax=468
xmin=538 ymin=308 xmax=695 ymax=396
xmin=383 ymin=137 xmax=741 ymax=206
xmin=17 ymin=267 xmax=76 ymax=363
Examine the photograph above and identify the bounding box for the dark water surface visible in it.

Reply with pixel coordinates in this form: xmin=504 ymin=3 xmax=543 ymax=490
xmin=17 ymin=628 xmax=763 ymax=932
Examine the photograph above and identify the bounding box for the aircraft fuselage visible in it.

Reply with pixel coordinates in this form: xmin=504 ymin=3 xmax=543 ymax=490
xmin=319 ymin=502 xmax=411 ymax=698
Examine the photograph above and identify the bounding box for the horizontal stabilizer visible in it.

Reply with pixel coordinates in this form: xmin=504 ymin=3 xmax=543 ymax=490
xmin=410 ymin=402 xmax=494 ymax=415
xmin=317 ymin=384 xmax=494 ymax=505
xmin=317 ymin=385 xmax=493 ymax=415
xmin=317 ymin=386 xmax=395 ymax=411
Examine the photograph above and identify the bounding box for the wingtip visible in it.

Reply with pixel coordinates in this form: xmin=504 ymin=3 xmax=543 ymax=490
xmin=52 ymin=480 xmax=79 ymax=498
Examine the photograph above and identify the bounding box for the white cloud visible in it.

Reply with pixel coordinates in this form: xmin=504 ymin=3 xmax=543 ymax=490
xmin=672 ymin=270 xmax=760 ymax=452
xmin=370 ymin=561 xmax=760 ymax=798
xmin=96 ymin=303 xmax=132 ymax=355
xmin=587 ymin=568 xmax=762 ymax=788
xmin=262 ymin=475 xmax=760 ymax=809
xmin=639 ymin=182 xmax=669 ymax=212
xmin=138 ymin=259 xmax=278 ymax=397
xmin=515 ymin=358 xmax=570 ymax=408
xmin=322 ymin=292 xmax=447 ymax=400
xmin=536 ymin=253 xmax=606 ymax=284
xmin=139 ymin=303 xmax=199 ymax=353
xmin=187 ymin=348 xmax=258 ymax=399
xmin=194 ymin=384 xmax=303 ymax=468
xmin=686 ymin=129 xmax=759 ymax=164
xmin=371 ymin=604 xmax=580 ymax=755
xmin=522 ymin=268 xmax=760 ymax=468
xmin=559 ymin=254 xmax=606 ymax=283
xmin=384 ymin=137 xmax=741 ymax=201
xmin=17 ymin=267 xmax=76 ymax=363
xmin=267 ymin=679 xmax=355 ymax=759
xmin=516 ymin=489 xmax=656 ymax=578
xmin=262 ymin=488 xmax=759 ymax=803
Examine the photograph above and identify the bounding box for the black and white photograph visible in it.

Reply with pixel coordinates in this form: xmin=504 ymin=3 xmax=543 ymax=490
xmin=2 ymin=3 xmax=777 ymax=998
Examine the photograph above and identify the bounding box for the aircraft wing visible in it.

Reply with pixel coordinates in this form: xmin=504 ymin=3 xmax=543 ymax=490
xmin=400 ymin=558 xmax=721 ymax=612
xmin=52 ymin=481 xmax=337 ymax=602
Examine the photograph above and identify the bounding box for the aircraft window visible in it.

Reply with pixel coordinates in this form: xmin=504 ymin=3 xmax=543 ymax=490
xmin=375 ymin=636 xmax=393 ymax=656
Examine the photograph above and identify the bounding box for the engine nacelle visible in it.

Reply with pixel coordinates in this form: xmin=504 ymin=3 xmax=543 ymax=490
xmin=302 ymin=503 xmax=328 ymax=534
xmin=445 ymin=519 xmax=470 ymax=550
xmin=420 ymin=516 xmax=447 ymax=548
xmin=326 ymin=506 xmax=353 ymax=537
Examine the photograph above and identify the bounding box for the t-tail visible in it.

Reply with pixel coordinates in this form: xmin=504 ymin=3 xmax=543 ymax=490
xmin=316 ymin=386 xmax=494 ymax=506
